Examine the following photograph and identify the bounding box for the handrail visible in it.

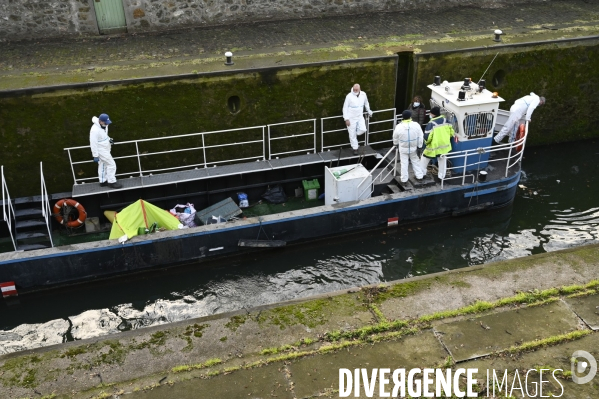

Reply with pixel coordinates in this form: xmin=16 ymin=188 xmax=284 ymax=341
xmin=1 ymin=165 xmax=17 ymax=251
xmin=436 ymin=127 xmax=527 ymax=188
xmin=320 ymin=114 xmax=366 ymax=152
xmin=366 ymin=108 xmax=397 ymax=146
xmin=267 ymin=119 xmax=317 ymax=160
xmin=64 ymin=125 xmax=267 ymax=185
xmin=357 ymin=146 xmax=398 ymax=199
xmin=40 ymin=162 xmax=54 ymax=248
xmin=321 ymin=108 xmax=396 ymax=151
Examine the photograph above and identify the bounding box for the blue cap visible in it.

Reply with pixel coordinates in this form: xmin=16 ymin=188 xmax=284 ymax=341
xmin=99 ymin=113 xmax=112 ymax=125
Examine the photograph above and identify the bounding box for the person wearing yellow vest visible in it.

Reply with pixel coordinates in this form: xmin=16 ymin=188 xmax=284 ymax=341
xmin=420 ymin=107 xmax=455 ymax=179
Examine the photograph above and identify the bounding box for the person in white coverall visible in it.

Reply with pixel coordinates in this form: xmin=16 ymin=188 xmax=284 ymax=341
xmin=343 ymin=84 xmax=373 ymax=155
xmin=90 ymin=113 xmax=122 ymax=189
xmin=494 ymin=93 xmax=545 ymax=143
xmin=393 ymin=110 xmax=424 ymax=183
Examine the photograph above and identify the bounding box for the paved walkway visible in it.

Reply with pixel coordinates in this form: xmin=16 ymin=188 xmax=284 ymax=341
xmin=1 ymin=0 xmax=599 ymax=79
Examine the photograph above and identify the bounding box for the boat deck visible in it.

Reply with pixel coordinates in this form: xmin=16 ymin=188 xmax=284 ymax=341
xmin=72 ymin=146 xmax=379 ymax=198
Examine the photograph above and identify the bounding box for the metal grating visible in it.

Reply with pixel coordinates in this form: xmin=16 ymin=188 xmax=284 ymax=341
xmin=463 ymin=112 xmax=495 ymax=138
xmin=206 ymin=160 xmax=271 ymax=177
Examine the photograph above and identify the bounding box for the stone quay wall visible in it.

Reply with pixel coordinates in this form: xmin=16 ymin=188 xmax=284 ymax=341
xmin=0 ymin=0 xmax=545 ymax=40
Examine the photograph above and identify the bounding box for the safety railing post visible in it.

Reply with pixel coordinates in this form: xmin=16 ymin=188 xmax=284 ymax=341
xmin=262 ymin=127 xmax=266 ymax=160
xmin=135 ymin=142 xmax=143 ymax=177
xmin=366 ymin=113 xmax=370 ymax=146
xmin=313 ymin=119 xmax=317 ymax=154
xmin=67 ymin=149 xmax=77 ymax=185
xmin=393 ymin=147 xmax=398 ymax=177
xmin=40 ymin=162 xmax=54 ymax=248
xmin=268 ymin=126 xmax=272 ymax=160
xmin=462 ymin=152 xmax=467 ymax=185
xmin=320 ymin=118 xmax=324 ymax=152
xmin=506 ymin=145 xmax=513 ymax=177
xmin=202 ymin=133 xmax=207 ymax=167
xmin=1 ymin=165 xmax=17 ymax=251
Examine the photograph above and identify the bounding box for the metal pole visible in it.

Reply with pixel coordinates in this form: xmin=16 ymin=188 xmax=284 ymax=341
xmin=394 ymin=147 xmax=398 ymax=177
xmin=366 ymin=113 xmax=370 ymax=146
xmin=313 ymin=119 xmax=316 ymax=154
xmin=320 ymin=118 xmax=324 ymax=152
xmin=1 ymin=165 xmax=4 ymax=220
xmin=202 ymin=133 xmax=207 ymax=167
xmin=268 ymin=126 xmax=272 ymax=160
xmin=67 ymin=150 xmax=77 ymax=184
xmin=135 ymin=142 xmax=143 ymax=177
xmin=262 ymin=127 xmax=266 ymax=161
xmin=462 ymin=153 xmax=467 ymax=185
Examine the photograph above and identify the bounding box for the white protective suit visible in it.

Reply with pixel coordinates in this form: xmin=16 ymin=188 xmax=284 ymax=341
xmin=342 ymin=90 xmax=373 ymax=150
xmin=89 ymin=116 xmax=117 ymax=184
xmin=392 ymin=120 xmax=424 ymax=182
xmin=494 ymin=92 xmax=542 ymax=143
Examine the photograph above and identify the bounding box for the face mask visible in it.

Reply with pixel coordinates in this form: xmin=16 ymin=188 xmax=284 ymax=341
xmin=354 ymin=91 xmax=360 ymax=96
xmin=413 ymin=102 xmax=420 ymax=107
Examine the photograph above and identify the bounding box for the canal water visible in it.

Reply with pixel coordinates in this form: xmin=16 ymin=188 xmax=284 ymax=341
xmin=0 ymin=139 xmax=597 ymax=354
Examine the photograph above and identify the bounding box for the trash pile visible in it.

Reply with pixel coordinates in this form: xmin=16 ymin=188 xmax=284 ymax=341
xmin=170 ymin=203 xmax=197 ymax=228
xmin=106 ymin=184 xmax=311 ymax=242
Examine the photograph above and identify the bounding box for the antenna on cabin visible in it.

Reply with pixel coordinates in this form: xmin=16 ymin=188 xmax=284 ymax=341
xmin=477 ymin=53 xmax=499 ymax=85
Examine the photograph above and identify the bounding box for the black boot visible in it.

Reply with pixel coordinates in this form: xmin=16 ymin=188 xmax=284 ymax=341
xmin=108 ymin=182 xmax=122 ymax=189
xmin=99 ymin=181 xmax=108 ymax=187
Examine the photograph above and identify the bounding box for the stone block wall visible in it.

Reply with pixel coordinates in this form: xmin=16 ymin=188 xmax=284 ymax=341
xmin=0 ymin=0 xmax=98 ymax=39
xmin=0 ymin=0 xmax=545 ymax=40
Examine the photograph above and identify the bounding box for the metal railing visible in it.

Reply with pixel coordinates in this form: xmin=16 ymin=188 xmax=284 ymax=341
xmin=40 ymin=162 xmax=54 ymax=248
xmin=267 ymin=119 xmax=317 ymax=160
xmin=357 ymin=146 xmax=398 ymax=199
xmin=366 ymin=108 xmax=397 ymax=146
xmin=438 ymin=121 xmax=528 ymax=189
xmin=65 ymin=125 xmax=267 ymax=185
xmin=320 ymin=114 xmax=366 ymax=152
xmin=1 ymin=166 xmax=17 ymax=251
xmin=321 ymin=108 xmax=396 ymax=152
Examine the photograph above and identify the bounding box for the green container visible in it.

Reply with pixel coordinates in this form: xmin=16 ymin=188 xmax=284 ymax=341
xmin=302 ymin=179 xmax=320 ymax=201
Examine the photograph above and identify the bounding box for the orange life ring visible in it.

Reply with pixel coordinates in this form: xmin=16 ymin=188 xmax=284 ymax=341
xmin=54 ymin=199 xmax=87 ymax=228
xmin=515 ymin=124 xmax=526 ymax=152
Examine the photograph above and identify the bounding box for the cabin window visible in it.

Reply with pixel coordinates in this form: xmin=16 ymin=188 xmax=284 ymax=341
xmin=463 ymin=112 xmax=494 ymax=138
xmin=429 ymin=99 xmax=460 ymax=135
xmin=227 ymin=96 xmax=241 ymax=114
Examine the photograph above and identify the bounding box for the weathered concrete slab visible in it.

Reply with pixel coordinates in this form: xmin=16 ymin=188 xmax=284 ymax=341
xmin=288 ymin=331 xmax=447 ymax=398
xmin=565 ymin=294 xmax=599 ymax=330
xmin=462 ymin=332 xmax=599 ymax=399
xmin=378 ymin=246 xmax=599 ymax=321
xmin=435 ymin=301 xmax=581 ymax=362
xmin=1 ymin=244 xmax=598 ymax=398
xmin=130 ymin=362 xmax=293 ymax=399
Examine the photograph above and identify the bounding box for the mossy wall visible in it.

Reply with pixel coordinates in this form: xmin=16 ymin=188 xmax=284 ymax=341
xmin=0 ymin=58 xmax=397 ymax=197
xmin=412 ymin=39 xmax=599 ymax=147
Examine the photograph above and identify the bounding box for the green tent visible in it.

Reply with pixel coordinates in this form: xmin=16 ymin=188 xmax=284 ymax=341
xmin=109 ymin=199 xmax=181 ymax=239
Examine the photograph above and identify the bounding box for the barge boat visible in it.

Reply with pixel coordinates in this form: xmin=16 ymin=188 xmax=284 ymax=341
xmin=0 ymin=80 xmax=526 ymax=293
